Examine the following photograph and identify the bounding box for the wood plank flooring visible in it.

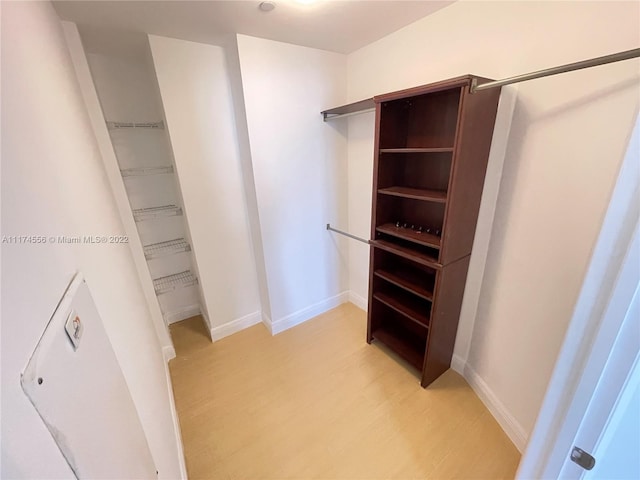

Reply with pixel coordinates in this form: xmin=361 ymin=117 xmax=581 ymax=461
xmin=169 ymin=303 xmax=520 ymax=479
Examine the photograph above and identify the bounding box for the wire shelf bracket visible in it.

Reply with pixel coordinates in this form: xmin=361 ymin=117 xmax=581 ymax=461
xmin=132 ymin=205 xmax=182 ymax=222
xmin=143 ymin=238 xmax=191 ymax=260
xmin=107 ymin=121 xmax=165 ymax=130
xmin=121 ymin=166 xmax=174 ymax=177
xmin=153 ymin=270 xmax=198 ymax=295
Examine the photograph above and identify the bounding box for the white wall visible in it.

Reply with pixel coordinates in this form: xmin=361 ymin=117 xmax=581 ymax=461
xmin=346 ymin=0 xmax=640 ymax=449
xmin=1 ymin=2 xmax=182 ymax=478
xmin=149 ymin=35 xmax=263 ymax=337
xmin=236 ymin=34 xmax=350 ymax=331
xmin=346 ymin=112 xmax=375 ymax=309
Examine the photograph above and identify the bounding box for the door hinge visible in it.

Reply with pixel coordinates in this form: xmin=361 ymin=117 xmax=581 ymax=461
xmin=570 ymin=446 xmax=596 ymax=470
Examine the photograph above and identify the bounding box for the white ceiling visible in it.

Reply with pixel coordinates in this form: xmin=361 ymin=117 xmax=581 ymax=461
xmin=53 ymin=0 xmax=454 ymax=54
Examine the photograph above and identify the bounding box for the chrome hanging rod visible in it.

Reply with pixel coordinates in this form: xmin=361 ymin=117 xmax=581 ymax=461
xmin=323 ymin=107 xmax=376 ymax=121
xmin=471 ymin=48 xmax=640 ymax=93
xmin=326 ymin=224 xmax=370 ymax=245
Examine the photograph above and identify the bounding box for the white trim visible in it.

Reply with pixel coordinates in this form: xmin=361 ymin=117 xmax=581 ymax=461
xmin=450 ymin=353 xmax=466 ymax=375
xmin=348 ymin=291 xmax=368 ymax=311
xmin=200 ymin=307 xmax=211 ymax=331
xmin=453 ymin=86 xmax=518 ymax=366
xmin=162 ymin=345 xmax=176 ymax=362
xmin=164 ymin=304 xmax=201 ymax=325
xmin=210 ymin=310 xmax=262 ymax=341
xmin=269 ymin=291 xmax=349 ymax=335
xmin=517 ymin=115 xmax=640 ymax=479
xmin=463 ymin=363 xmax=528 ymax=452
xmin=162 ymin=358 xmax=187 ymax=480
xmin=261 ymin=312 xmax=273 ymax=335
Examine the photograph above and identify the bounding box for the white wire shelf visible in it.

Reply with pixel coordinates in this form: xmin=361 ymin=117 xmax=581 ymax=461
xmin=153 ymin=270 xmax=198 ymax=295
xmin=121 ymin=165 xmax=174 ymax=177
xmin=132 ymin=205 xmax=182 ymax=222
xmin=107 ymin=121 xmax=165 ymax=130
xmin=143 ymin=238 xmax=191 ymax=260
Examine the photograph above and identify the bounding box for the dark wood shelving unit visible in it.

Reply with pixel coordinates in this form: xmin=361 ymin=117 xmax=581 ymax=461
xmin=372 ymin=239 xmax=440 ymax=268
xmin=373 ymin=292 xmax=429 ymax=329
xmin=376 ymin=223 xmax=442 ymax=249
xmin=366 ymin=75 xmax=501 ymax=387
xmin=379 ymin=147 xmax=454 ymax=154
xmin=371 ymin=326 xmax=425 ymax=371
xmin=378 ymin=186 xmax=447 ymax=203
xmin=374 ymin=269 xmax=434 ymax=302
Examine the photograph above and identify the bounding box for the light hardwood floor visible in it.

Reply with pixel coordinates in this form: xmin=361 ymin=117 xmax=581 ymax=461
xmin=169 ymin=303 xmax=520 ymax=479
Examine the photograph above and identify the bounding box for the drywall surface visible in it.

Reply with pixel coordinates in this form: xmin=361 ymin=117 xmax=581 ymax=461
xmin=346 ymin=112 xmax=375 ymax=309
xmin=346 ymin=0 xmax=640 ymax=447
xmin=1 ymin=2 xmax=182 ymax=478
xmin=236 ymin=34 xmax=349 ymax=329
xmin=149 ymin=35 xmax=262 ymax=331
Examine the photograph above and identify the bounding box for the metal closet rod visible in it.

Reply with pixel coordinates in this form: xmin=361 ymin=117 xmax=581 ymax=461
xmin=471 ymin=47 xmax=640 ymax=93
xmin=326 ymin=224 xmax=370 ymax=245
xmin=323 ymin=48 xmax=639 ymax=243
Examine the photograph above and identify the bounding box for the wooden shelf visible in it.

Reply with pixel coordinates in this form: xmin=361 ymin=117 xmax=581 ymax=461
xmin=375 ymin=269 xmax=433 ymax=302
xmin=372 ymin=239 xmax=440 ymax=268
xmin=378 ymin=186 xmax=447 ymax=203
xmin=379 ymin=148 xmax=453 ymax=154
xmin=371 ymin=326 xmax=425 ymax=371
xmin=376 ymin=223 xmax=441 ymax=249
xmin=373 ymin=292 xmax=429 ymax=328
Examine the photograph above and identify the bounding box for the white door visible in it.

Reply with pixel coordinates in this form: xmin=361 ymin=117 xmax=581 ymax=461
xmin=559 ymin=249 xmax=639 ymax=478
xmin=582 ymin=351 xmax=640 ymax=479
xmin=517 ymin=116 xmax=639 ymax=479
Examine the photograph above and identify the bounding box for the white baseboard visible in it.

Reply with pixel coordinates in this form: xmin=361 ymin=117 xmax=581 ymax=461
xmin=162 ymin=344 xmax=176 ymax=362
xmin=451 ymin=353 xmax=466 ymax=375
xmin=262 ymin=312 xmax=273 ymax=335
xmin=200 ymin=306 xmax=211 ymax=331
xmin=210 ymin=310 xmax=262 ymax=341
xmin=163 ymin=355 xmax=187 ymax=480
xmin=269 ymin=291 xmax=349 ymax=335
xmin=348 ymin=291 xmax=368 ymax=311
xmin=463 ymin=362 xmax=528 ymax=452
xmin=164 ymin=304 xmax=201 ymax=325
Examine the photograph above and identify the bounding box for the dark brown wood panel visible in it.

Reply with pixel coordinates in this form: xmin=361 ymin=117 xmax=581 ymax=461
xmin=421 ymin=255 xmax=471 ymax=387
xmin=376 ymin=223 xmax=441 ymax=249
xmin=439 ymin=86 xmax=502 ymax=265
xmin=374 ymin=269 xmax=434 ymax=302
xmin=371 ymin=327 xmax=425 ymax=371
xmin=377 ymin=152 xmax=452 ymax=193
xmin=372 ymin=240 xmax=441 ymax=269
xmin=372 ymin=290 xmax=430 ymax=329
xmin=367 ymin=103 xmax=383 ymax=344
xmin=374 ymin=75 xmax=474 ymax=103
